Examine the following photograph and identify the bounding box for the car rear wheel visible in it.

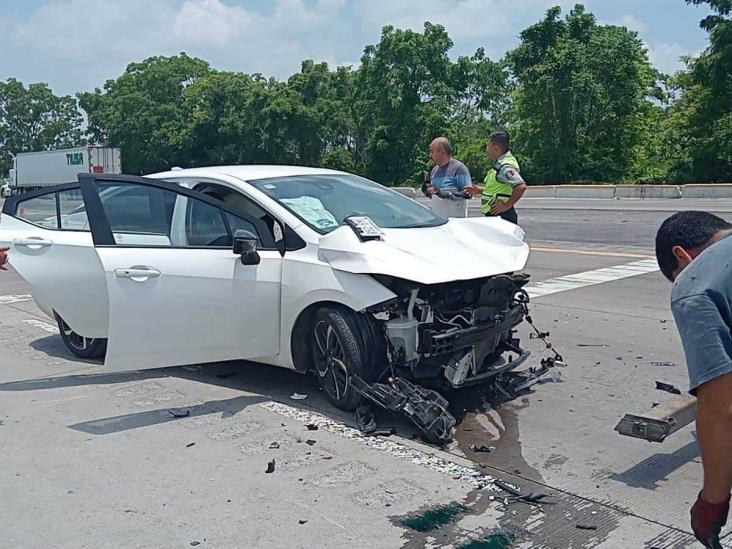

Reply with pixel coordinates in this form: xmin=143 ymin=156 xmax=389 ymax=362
xmin=311 ymin=307 xmax=373 ymax=411
xmin=55 ymin=313 xmax=107 ymax=360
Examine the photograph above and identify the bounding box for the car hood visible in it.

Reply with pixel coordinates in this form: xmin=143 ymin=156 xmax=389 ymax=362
xmin=317 ymin=217 xmax=529 ymax=285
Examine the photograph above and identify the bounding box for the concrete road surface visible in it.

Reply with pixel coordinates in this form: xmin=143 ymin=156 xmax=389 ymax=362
xmin=2 ymin=198 xmax=732 ymax=547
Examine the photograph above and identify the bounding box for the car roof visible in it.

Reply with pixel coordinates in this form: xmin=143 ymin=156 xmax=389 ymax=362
xmin=147 ymin=165 xmax=347 ymax=183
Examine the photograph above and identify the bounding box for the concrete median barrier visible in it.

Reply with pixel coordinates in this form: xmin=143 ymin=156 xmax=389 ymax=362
xmin=392 ymin=186 xmax=417 ymax=199
xmin=554 ymin=185 xmax=616 ymax=199
xmin=525 ymin=186 xmax=556 ymax=198
xmin=681 ymin=184 xmax=732 ymax=199
xmin=614 ymin=185 xmax=682 ymax=199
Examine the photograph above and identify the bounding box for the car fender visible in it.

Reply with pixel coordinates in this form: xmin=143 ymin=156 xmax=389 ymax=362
xmin=271 ymin=256 xmax=396 ymax=370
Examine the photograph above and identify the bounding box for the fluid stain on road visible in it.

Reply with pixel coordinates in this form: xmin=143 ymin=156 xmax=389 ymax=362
xmin=456 ymin=531 xmax=516 ymax=549
xmin=399 ymin=503 xmax=468 ymax=532
xmin=451 ymin=386 xmax=543 ymax=483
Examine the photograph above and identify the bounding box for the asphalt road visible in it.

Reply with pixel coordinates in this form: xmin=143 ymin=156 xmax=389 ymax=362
xmin=436 ymin=196 xmax=732 ymax=250
xmin=2 ymin=197 xmax=731 ymax=548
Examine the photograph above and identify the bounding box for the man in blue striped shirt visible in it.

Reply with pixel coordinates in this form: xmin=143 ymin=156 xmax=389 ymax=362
xmin=423 ymin=137 xmax=472 ymax=219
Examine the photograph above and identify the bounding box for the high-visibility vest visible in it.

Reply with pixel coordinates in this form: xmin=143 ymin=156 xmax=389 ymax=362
xmin=481 ymin=152 xmax=520 ymax=215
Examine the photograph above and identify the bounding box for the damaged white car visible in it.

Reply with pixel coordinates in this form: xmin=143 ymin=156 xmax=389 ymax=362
xmin=0 ymin=166 xmax=561 ymax=443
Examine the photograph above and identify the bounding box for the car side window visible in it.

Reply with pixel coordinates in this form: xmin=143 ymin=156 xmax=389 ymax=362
xmin=15 ymin=192 xmax=59 ymax=228
xmin=191 ymin=182 xmax=279 ymax=248
xmin=59 ymin=189 xmax=89 ymax=230
xmin=15 ymin=187 xmax=89 ymax=231
xmin=185 ymin=197 xmax=230 ymax=247
xmin=95 ymin=181 xmax=264 ymax=248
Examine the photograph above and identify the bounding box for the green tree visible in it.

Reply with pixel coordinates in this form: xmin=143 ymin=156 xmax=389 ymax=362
xmin=665 ymin=0 xmax=732 ymax=181
xmin=507 ymin=5 xmax=659 ymax=183
xmin=0 ymin=79 xmax=83 ymax=174
xmin=181 ymin=71 xmax=269 ymax=165
xmin=356 ymin=23 xmax=456 ymax=184
xmin=79 ymin=53 xmax=212 ymax=174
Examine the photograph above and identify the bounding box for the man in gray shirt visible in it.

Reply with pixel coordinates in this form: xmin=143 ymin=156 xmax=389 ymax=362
xmin=422 ymin=137 xmax=472 ymax=219
xmin=656 ymin=211 xmax=732 ymax=547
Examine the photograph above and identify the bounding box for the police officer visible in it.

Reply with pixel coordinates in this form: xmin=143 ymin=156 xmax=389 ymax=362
xmin=469 ymin=130 xmax=527 ymax=224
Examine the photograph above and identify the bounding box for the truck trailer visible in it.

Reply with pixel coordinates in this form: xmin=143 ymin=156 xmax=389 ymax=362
xmin=3 ymin=147 xmax=121 ymax=198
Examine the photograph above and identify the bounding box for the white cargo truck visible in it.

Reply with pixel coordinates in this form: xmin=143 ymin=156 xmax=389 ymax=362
xmin=3 ymin=147 xmax=122 ymax=198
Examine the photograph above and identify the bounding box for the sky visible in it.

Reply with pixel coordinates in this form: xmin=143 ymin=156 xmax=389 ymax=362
xmin=0 ymin=0 xmax=715 ymax=97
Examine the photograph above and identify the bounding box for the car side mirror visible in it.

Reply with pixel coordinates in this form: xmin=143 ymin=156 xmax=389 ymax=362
xmin=233 ymin=229 xmax=260 ymax=265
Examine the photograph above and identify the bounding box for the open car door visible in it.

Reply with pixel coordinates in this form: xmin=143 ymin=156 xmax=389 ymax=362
xmin=0 ymin=183 xmax=109 ymax=339
xmin=79 ymin=173 xmax=283 ymax=372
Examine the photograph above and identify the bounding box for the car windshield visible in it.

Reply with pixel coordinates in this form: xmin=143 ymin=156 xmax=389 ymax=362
xmin=249 ymin=174 xmax=445 ymax=233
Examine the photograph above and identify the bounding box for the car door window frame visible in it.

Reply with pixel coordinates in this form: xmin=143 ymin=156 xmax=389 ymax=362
xmin=3 ymin=182 xmax=87 ymax=231
xmin=79 ymin=173 xmax=277 ymax=250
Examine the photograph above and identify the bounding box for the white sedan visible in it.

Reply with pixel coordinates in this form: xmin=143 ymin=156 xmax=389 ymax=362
xmin=1 ymin=166 xmax=537 ymax=438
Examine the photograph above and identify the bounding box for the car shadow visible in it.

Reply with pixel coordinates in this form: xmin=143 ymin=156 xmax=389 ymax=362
xmin=28 ymin=335 xmax=104 ymax=365
xmin=609 ymin=440 xmax=700 ymax=490
xmin=68 ymin=394 xmax=270 ymax=435
xmin=0 ymin=358 xmax=494 ymax=442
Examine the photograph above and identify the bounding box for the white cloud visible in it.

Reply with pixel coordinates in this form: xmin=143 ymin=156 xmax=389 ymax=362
xmin=173 ymin=0 xmax=251 ymax=45
xmin=648 ymin=42 xmax=694 ymax=74
xmin=599 ymin=14 xmax=647 ymax=33
xmin=618 ymin=14 xmax=647 ymax=33
xmin=353 ymin=0 xmax=576 ymax=40
xmin=8 ymin=0 xmax=350 ymax=92
xmin=13 ymin=0 xmax=177 ymax=61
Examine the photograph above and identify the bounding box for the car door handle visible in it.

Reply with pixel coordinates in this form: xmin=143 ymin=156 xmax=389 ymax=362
xmin=114 ymin=266 xmax=161 ymax=281
xmin=13 ymin=237 xmax=54 ymax=249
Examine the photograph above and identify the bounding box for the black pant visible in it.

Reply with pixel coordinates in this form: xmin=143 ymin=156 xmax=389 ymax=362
xmin=486 ymin=207 xmax=518 ymax=224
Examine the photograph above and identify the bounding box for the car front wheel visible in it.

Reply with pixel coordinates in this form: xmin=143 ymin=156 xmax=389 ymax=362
xmin=311 ymin=307 xmax=373 ymax=411
xmin=55 ymin=313 xmax=107 ymax=360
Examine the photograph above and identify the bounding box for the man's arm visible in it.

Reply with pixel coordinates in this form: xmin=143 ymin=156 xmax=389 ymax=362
xmin=446 ymin=165 xmax=472 ymax=199
xmin=491 ymin=183 xmax=527 ymax=214
xmin=673 ymin=293 xmax=732 ymax=546
xmin=697 ymin=371 xmax=732 ymax=502
xmin=491 ymin=165 xmax=527 ymax=214
xmin=0 ymin=247 xmax=8 ymax=271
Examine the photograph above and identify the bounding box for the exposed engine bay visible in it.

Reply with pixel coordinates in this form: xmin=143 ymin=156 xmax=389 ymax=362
xmin=353 ymin=272 xmax=565 ymax=445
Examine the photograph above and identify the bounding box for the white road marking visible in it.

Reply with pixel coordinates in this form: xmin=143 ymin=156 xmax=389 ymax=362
xmin=0 ymin=294 xmax=32 ymax=305
xmin=531 ymin=246 xmax=653 ymax=259
xmin=261 ymin=401 xmax=498 ymax=490
xmin=526 ymin=258 xmax=660 ymax=299
xmin=22 ymin=319 xmax=59 ymax=334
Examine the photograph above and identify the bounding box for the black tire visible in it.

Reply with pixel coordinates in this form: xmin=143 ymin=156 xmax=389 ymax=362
xmin=311 ymin=307 xmax=375 ymax=411
xmin=55 ymin=313 xmax=107 ymax=360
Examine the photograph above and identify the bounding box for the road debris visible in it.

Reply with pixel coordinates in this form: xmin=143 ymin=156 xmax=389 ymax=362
xmin=265 ymin=460 xmax=276 ymax=474
xmin=290 ymin=393 xmax=308 ymax=400
xmin=305 ymin=439 xmax=317 ymax=446
xmin=355 ymin=403 xmax=377 ymax=434
xmin=305 ymin=424 xmax=319 ymax=431
xmin=354 ymin=405 xmax=397 ymax=437
xmin=576 ymin=524 xmax=598 ymax=531
xmin=493 ymin=479 xmax=550 ymax=506
xmin=269 ymin=442 xmax=280 ymax=449
xmin=469 ymin=444 xmax=494 ymax=453
xmin=298 ymin=520 xmax=308 ymax=525
xmin=168 ymin=409 xmax=190 ymax=418
xmin=655 ymin=381 xmax=682 ymax=395
xmin=650 ymin=361 xmax=675 ymax=368
xmin=186 ymin=442 xmax=196 ymax=448
xmin=190 ymin=542 xmax=201 ymax=547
